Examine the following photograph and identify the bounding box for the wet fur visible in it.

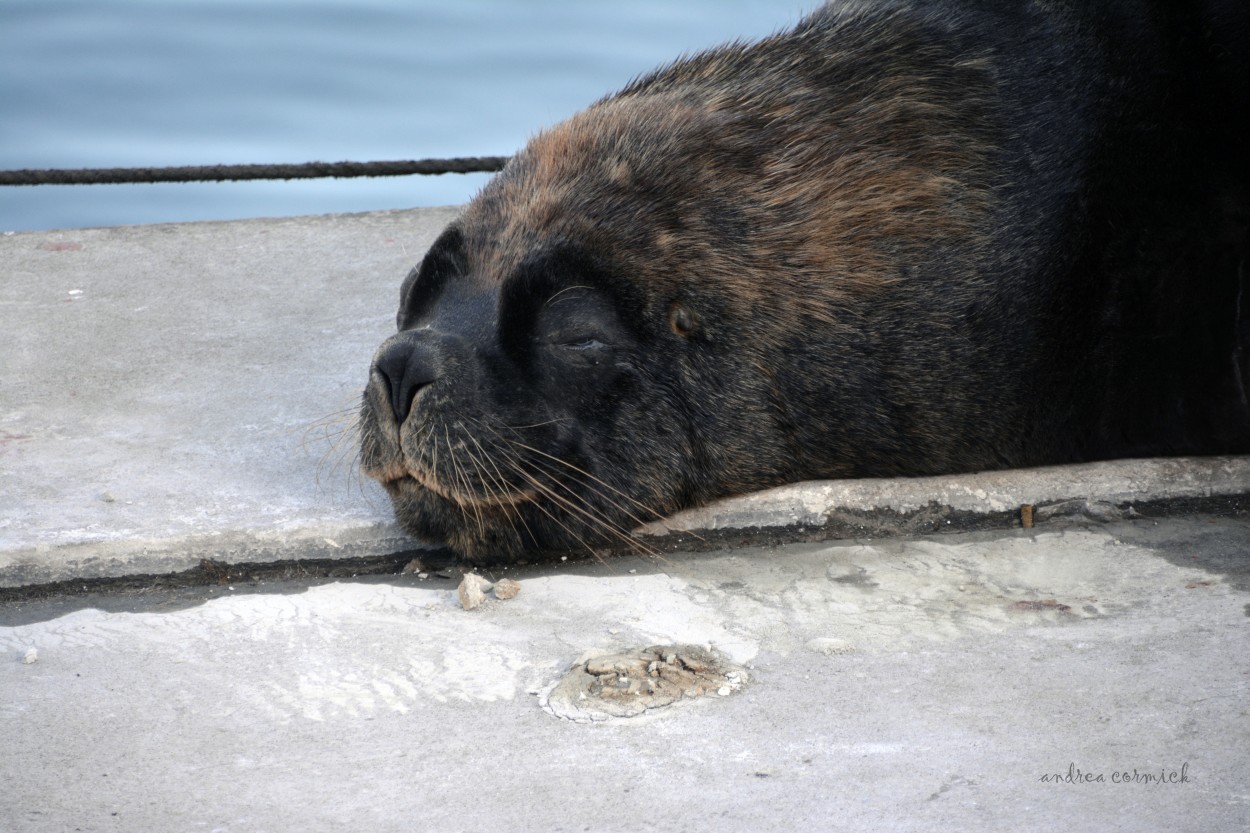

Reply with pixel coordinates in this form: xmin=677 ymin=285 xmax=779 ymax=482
xmin=359 ymin=0 xmax=1250 ymax=561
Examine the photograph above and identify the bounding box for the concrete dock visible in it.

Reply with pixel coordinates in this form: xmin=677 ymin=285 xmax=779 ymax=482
xmin=2 ymin=209 xmax=1247 ymax=832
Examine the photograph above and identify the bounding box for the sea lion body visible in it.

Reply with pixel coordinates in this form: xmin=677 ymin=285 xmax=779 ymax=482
xmin=359 ymin=0 xmax=1250 ymax=560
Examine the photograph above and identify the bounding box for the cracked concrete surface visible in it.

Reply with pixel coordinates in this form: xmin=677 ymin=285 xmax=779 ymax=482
xmin=3 ymin=519 xmax=1248 ymax=832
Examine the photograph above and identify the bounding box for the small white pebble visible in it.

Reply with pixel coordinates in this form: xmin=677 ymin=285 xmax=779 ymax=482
xmin=717 ymin=685 xmax=732 ymax=696
xmin=22 ymin=648 xmax=38 ymax=664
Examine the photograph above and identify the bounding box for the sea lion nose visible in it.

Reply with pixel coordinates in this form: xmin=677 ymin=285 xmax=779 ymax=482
xmin=373 ymin=336 xmax=438 ymax=425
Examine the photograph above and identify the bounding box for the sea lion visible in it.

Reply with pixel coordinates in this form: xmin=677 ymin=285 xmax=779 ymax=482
xmin=358 ymin=0 xmax=1250 ymax=561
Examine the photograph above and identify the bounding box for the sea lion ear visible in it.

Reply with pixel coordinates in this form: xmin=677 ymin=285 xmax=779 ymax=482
xmin=397 ymin=224 xmax=466 ymax=331
xmin=667 ymin=301 xmax=700 ymax=338
xmin=396 ymin=263 xmax=422 ymax=330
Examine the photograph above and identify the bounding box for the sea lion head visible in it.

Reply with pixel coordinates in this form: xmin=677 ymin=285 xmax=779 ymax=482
xmin=358 ymin=98 xmax=810 ymax=561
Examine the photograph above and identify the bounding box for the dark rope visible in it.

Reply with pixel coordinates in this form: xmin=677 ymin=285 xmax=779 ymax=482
xmin=0 ymin=156 xmax=512 ymax=186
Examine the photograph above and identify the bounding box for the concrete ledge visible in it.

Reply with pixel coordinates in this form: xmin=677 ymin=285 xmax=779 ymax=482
xmin=6 ymin=454 xmax=1250 ymax=589
xmin=5 ymin=209 xmax=1250 ymax=589
xmin=0 ymin=523 xmax=418 ymax=589
xmin=1 ymin=209 xmax=456 ymax=589
xmin=639 ymin=455 xmax=1250 ymax=538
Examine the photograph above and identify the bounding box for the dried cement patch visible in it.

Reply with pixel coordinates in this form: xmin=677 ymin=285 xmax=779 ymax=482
xmin=541 ymin=645 xmax=748 ymax=723
xmin=677 ymin=526 xmax=1210 ymax=656
xmin=3 ymin=520 xmax=1242 ymax=726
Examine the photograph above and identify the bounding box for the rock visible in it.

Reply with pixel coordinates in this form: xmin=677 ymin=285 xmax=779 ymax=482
xmin=457 ymin=573 xmax=492 ymax=610
xmin=806 ymin=637 xmax=855 ymax=656
xmin=494 ymin=578 xmax=521 ymax=600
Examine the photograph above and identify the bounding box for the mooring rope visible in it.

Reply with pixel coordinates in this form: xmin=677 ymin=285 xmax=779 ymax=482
xmin=0 ymin=156 xmax=511 ymax=186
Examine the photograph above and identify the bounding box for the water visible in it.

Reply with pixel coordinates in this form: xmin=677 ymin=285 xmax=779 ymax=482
xmin=0 ymin=0 xmax=809 ymax=232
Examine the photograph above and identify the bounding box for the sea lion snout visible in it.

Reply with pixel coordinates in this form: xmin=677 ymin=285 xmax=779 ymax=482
xmin=369 ymin=330 xmax=459 ymax=426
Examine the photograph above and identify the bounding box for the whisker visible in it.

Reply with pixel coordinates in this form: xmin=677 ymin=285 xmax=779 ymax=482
xmin=543 ymin=285 xmax=594 ymax=309
xmin=501 ymin=468 xmax=608 ymax=559
xmin=520 ymin=451 xmax=659 ymax=532
xmin=502 ymin=438 xmax=677 ymax=528
xmin=502 ymin=455 xmax=660 ymax=559
xmin=301 ymin=393 xmax=368 ymax=455
xmin=466 ymin=435 xmax=603 ymax=557
xmin=504 ymin=417 xmax=571 ymax=430
xmin=304 ymin=404 xmax=377 ymax=504
xmin=445 ymin=425 xmax=486 ymax=540
xmin=303 ymin=407 xmax=360 ymax=431
xmin=464 ymin=429 xmax=539 ymax=550
xmin=471 ymin=418 xmax=670 ymax=555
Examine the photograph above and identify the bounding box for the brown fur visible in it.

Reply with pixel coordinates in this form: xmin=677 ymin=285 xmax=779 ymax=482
xmin=465 ymin=31 xmax=999 ymax=329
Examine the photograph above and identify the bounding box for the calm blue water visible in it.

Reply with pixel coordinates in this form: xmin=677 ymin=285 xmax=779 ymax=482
xmin=0 ymin=0 xmax=809 ymax=232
